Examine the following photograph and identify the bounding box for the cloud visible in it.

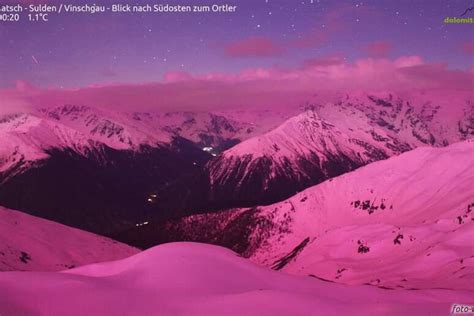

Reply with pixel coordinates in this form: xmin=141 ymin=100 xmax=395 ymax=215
xmin=1 ymin=56 xmax=472 ymax=114
xmin=0 ymin=81 xmax=37 ymax=115
xmin=222 ymin=4 xmax=365 ymax=55
xmin=164 ymin=71 xmax=194 ymax=83
xmin=397 ymin=63 xmax=474 ymax=90
xmin=224 ymin=37 xmax=283 ymax=58
xmin=365 ymin=41 xmax=392 ymax=57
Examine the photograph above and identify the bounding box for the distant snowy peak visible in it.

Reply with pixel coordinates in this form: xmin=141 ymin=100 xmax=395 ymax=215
xmin=216 ymin=91 xmax=474 ymax=173
xmin=148 ymin=111 xmax=251 ymax=148
xmin=40 ymin=104 xmax=92 ymax=120
xmin=0 ymin=113 xmax=95 ymax=175
xmin=132 ymin=109 xmax=294 ymax=149
xmin=0 ymin=111 xmax=159 ymax=178
xmin=317 ymin=93 xmax=474 ymax=147
xmin=39 ymin=104 xmax=172 ymax=149
xmin=38 ymin=105 xmax=292 ymax=151
xmin=0 ymin=104 xmax=293 ymax=172
xmin=224 ymin=110 xmax=406 ymax=160
xmin=0 ymin=105 xmax=194 ymax=176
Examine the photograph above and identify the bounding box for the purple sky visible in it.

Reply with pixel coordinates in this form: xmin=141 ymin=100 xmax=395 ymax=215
xmin=1 ymin=0 xmax=473 ymax=88
xmin=0 ymin=0 xmax=473 ymax=113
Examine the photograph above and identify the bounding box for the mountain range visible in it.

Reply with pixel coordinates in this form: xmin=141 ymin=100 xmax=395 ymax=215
xmin=0 ymin=105 xmax=291 ymax=234
xmin=0 ymin=92 xmax=473 ymax=315
xmin=126 ymin=93 xmax=473 ymax=220
xmin=0 ymin=93 xmax=472 ymax=240
xmin=126 ymin=140 xmax=473 ymax=292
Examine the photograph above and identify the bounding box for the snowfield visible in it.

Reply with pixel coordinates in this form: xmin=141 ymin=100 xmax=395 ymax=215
xmin=0 ymin=206 xmax=139 ymax=271
xmin=244 ymin=140 xmax=474 ymax=290
xmin=155 ymin=140 xmax=474 ymax=292
xmin=0 ymin=242 xmax=472 ymax=316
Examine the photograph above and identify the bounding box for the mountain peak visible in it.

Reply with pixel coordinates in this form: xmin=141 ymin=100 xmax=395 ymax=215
xmin=40 ymin=104 xmax=93 ymax=121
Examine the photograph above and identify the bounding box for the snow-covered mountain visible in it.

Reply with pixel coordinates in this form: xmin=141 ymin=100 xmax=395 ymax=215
xmin=0 ymin=205 xmax=138 ymax=271
xmin=134 ymin=109 xmax=294 ymax=149
xmin=0 ymin=105 xmax=292 ymax=178
xmin=1 ymin=95 xmax=471 ymax=238
xmin=145 ymin=93 xmax=472 ymax=215
xmin=0 ymin=105 xmax=291 ymax=231
xmin=0 ymin=242 xmax=470 ymax=316
xmin=42 ymin=104 xmax=294 ymax=149
xmin=0 ymin=107 xmax=167 ymax=180
xmin=137 ymin=140 xmax=474 ymax=291
xmin=208 ymin=93 xmax=473 ymax=204
xmin=317 ymin=93 xmax=473 ymax=146
xmin=206 ymin=108 xmax=411 ymax=206
xmin=0 ymin=106 xmax=208 ymax=235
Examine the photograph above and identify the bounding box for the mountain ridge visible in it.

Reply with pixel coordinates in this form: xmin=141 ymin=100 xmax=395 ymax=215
xmin=122 ymin=140 xmax=474 ymax=291
xmin=0 ymin=205 xmax=138 ymax=271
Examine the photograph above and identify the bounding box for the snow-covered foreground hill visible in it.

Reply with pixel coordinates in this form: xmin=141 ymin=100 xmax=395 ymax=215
xmin=142 ymin=140 xmax=474 ymax=291
xmin=0 ymin=206 xmax=138 ymax=271
xmin=0 ymin=242 xmax=471 ymax=316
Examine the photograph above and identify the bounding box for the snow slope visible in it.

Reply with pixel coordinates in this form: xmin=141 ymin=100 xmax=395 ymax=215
xmin=0 ymin=206 xmax=138 ymax=271
xmin=157 ymin=140 xmax=474 ymax=291
xmin=247 ymin=140 xmax=474 ymax=290
xmin=0 ymin=242 xmax=471 ymax=316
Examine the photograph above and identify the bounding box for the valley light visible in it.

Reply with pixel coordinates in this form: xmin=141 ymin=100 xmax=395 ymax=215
xmin=135 ymin=221 xmax=150 ymax=227
xmin=202 ymin=147 xmax=213 ymax=152
xmin=147 ymin=198 xmax=153 ymax=202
